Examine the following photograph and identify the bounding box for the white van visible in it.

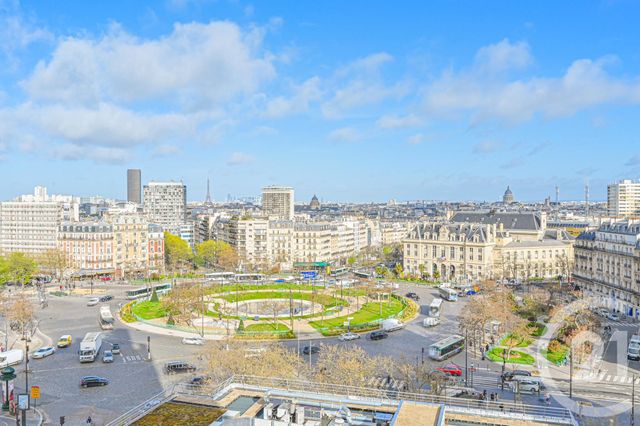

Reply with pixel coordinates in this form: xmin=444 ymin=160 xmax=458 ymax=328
xmin=382 ymin=319 xmax=404 ymax=332
xmin=423 ymin=317 xmax=440 ymax=327
xmin=0 ymin=349 xmax=24 ymax=368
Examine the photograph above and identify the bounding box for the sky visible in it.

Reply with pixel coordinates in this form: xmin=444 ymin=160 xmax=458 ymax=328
xmin=1 ymin=0 xmax=639 ymax=203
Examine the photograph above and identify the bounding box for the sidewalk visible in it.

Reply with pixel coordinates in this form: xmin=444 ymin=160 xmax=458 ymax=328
xmin=0 ymin=407 xmax=43 ymax=426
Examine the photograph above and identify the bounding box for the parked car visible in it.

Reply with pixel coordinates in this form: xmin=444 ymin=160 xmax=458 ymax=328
xmin=99 ymin=295 xmax=114 ymax=302
xmin=100 ymin=276 xmax=112 ymax=281
xmin=189 ymin=375 xmax=210 ymax=386
xmin=57 ymin=335 xmax=72 ymax=348
xmin=182 ymin=337 xmax=205 ymax=346
xmin=102 ymin=350 xmax=114 ymax=363
xmin=80 ymin=376 xmax=109 ymax=388
xmin=502 ymin=370 xmax=531 ymax=382
xmin=457 ymin=291 xmax=467 ymax=298
xmin=111 ymin=343 xmax=120 ymax=354
xmin=302 ymin=345 xmax=320 ymax=355
xmin=607 ymin=312 xmax=620 ymax=321
xmin=597 ymin=308 xmax=609 ymax=317
xmin=437 ymin=363 xmax=463 ymax=376
xmin=338 ymin=332 xmax=360 ymax=341
xmin=405 ymin=292 xmax=420 ymax=301
xmin=164 ymin=361 xmax=196 ymax=374
xmin=369 ymin=330 xmax=388 ymax=341
xmin=32 ymin=346 xmax=55 ymax=359
xmin=87 ymin=298 xmax=100 ymax=307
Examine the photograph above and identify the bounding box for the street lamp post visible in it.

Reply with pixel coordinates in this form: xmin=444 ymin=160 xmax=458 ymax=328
xmin=147 ymin=336 xmax=151 ymax=361
xmin=632 ymin=374 xmax=636 ymax=426
xmin=569 ymin=348 xmax=573 ymax=399
xmin=465 ymin=329 xmax=469 ymax=387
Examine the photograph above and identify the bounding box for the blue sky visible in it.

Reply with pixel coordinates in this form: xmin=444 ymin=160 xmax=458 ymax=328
xmin=1 ymin=0 xmax=639 ymax=203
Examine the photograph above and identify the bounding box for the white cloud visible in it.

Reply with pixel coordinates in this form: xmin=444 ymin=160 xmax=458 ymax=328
xmin=474 ymin=39 xmax=532 ymax=73
xmin=263 ymin=76 xmax=322 ymax=118
xmin=226 ymin=152 xmax=254 ymax=166
xmin=424 ymin=42 xmax=640 ymax=123
xmin=376 ymin=113 xmax=423 ymax=129
xmin=22 ymin=21 xmax=276 ymax=107
xmin=153 ymin=144 xmax=182 ymax=157
xmin=50 ymin=144 xmax=130 ymax=163
xmin=407 ymin=134 xmax=424 ymax=145
xmin=322 ymin=52 xmax=410 ymax=118
xmin=329 ymin=127 xmax=361 ymax=142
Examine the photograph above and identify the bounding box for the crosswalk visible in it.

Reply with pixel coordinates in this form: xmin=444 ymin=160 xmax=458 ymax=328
xmin=367 ymin=377 xmax=407 ymax=391
xmin=576 ymin=371 xmax=640 ymax=384
xmin=120 ymin=352 xmax=144 ymax=363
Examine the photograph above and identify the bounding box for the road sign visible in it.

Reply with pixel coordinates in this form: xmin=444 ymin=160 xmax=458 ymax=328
xmin=31 ymin=386 xmax=40 ymax=399
xmin=301 ymin=271 xmax=317 ymax=279
xmin=17 ymin=393 xmax=28 ymax=410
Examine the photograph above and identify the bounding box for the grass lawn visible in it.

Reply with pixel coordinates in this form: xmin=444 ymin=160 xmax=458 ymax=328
xmin=529 ymin=322 xmax=547 ymax=337
xmin=543 ymin=344 xmax=570 ymax=365
xmin=132 ymin=301 xmax=167 ymax=320
xmin=244 ymin=323 xmax=290 ymax=332
xmin=309 ymin=297 xmax=404 ymax=330
xmin=218 ymin=290 xmax=347 ymax=308
xmin=500 ymin=334 xmax=533 ymax=348
xmin=206 ymin=283 xmax=314 ymax=294
xmin=487 ymin=347 xmax=535 ymax=365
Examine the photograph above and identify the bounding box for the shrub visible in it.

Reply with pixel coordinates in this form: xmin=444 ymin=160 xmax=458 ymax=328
xmin=237 ymin=319 xmax=245 ymax=332
xmin=119 ymin=301 xmax=137 ymax=323
xmin=548 ymin=339 xmax=563 ymax=352
xmin=150 ymin=288 xmax=159 ymax=303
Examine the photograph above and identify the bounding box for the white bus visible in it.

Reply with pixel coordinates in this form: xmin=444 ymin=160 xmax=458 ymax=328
xmin=429 ymin=298 xmax=444 ymax=317
xmin=204 ymin=272 xmax=235 ymax=283
xmin=438 ymin=286 xmax=458 ymax=302
xmin=126 ymin=282 xmax=172 ymax=300
xmin=234 ymin=273 xmax=265 ymax=282
xmin=429 ymin=335 xmax=465 ymax=361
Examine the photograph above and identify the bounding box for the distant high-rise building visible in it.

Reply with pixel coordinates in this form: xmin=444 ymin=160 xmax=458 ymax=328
xmin=607 ymin=179 xmax=640 ymax=218
xmin=262 ymin=186 xmax=294 ymax=220
xmin=310 ymin=194 xmax=320 ymax=210
xmin=127 ymin=169 xmax=141 ymax=204
xmin=204 ymin=178 xmax=213 ymax=205
xmin=143 ymin=181 xmax=187 ymax=231
xmin=502 ymin=186 xmax=514 ymax=204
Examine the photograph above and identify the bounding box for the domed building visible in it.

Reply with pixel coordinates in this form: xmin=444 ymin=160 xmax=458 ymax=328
xmin=310 ymin=194 xmax=320 ymax=210
xmin=503 ymin=186 xmax=514 ymax=204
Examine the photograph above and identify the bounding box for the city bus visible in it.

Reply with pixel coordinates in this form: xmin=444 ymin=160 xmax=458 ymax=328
xmin=429 ymin=298 xmax=444 ymax=317
xmin=126 ymin=282 xmax=172 ymax=300
xmin=438 ymin=286 xmax=458 ymax=302
xmin=204 ymin=272 xmax=235 ymax=283
xmin=234 ymin=273 xmax=265 ymax=282
xmin=428 ymin=335 xmax=465 ymax=361
xmin=330 ymin=266 xmax=349 ymax=277
xmin=353 ymin=270 xmax=373 ymax=279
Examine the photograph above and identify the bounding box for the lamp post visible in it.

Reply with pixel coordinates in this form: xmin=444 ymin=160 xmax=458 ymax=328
xmin=569 ymin=347 xmax=573 ymax=399
xmin=465 ymin=329 xmax=469 ymax=387
xmin=1 ymin=367 xmax=16 ymax=411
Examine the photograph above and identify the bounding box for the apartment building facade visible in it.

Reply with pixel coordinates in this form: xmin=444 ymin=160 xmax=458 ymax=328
xmin=574 ymin=220 xmax=640 ymax=318
xmin=143 ymin=181 xmax=187 ymax=232
xmin=58 ymin=222 xmax=114 ymax=276
xmin=607 ymin=179 xmax=640 ymax=218
xmin=261 ymin=186 xmax=294 ymax=220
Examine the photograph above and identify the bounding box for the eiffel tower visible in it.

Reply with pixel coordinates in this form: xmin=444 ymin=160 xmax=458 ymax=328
xmin=204 ymin=178 xmax=213 ymax=205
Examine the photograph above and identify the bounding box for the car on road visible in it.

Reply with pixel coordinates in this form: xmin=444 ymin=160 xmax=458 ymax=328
xmin=32 ymin=346 xmax=55 ymax=359
xmin=164 ymin=361 xmax=197 ymax=374
xmin=100 ymin=276 xmax=112 ymax=281
xmin=57 ymin=335 xmax=72 ymax=348
xmin=437 ymin=363 xmax=463 ymax=376
xmin=338 ymin=332 xmax=360 ymax=341
xmin=405 ymin=292 xmax=420 ymax=301
xmin=80 ymin=376 xmax=109 ymax=388
xmin=99 ymin=295 xmax=114 ymax=302
xmin=607 ymin=312 xmax=620 ymax=321
xmin=111 ymin=343 xmax=120 ymax=354
xmin=502 ymin=370 xmax=531 ymax=382
xmin=369 ymin=330 xmax=388 ymax=341
xmin=102 ymin=350 xmax=114 ymax=363
xmin=302 ymin=345 xmax=320 ymax=355
xmin=87 ymin=297 xmax=100 ymax=306
xmin=597 ymin=308 xmax=609 ymax=317
xmin=510 ymin=378 xmax=540 ymax=393
xmin=457 ymin=291 xmax=467 ymax=298
xmin=182 ymin=336 xmax=205 ymax=345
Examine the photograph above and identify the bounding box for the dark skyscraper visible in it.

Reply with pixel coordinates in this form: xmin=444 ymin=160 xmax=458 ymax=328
xmin=127 ymin=169 xmax=141 ymax=204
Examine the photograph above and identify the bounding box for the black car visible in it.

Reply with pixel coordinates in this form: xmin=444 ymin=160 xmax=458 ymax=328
xmin=502 ymin=370 xmax=531 ymax=381
xmin=80 ymin=376 xmax=109 ymax=388
xmin=164 ymin=361 xmax=197 ymax=374
xmin=369 ymin=330 xmax=389 ymax=341
xmin=111 ymin=343 xmax=120 ymax=354
xmin=189 ymin=375 xmax=210 ymax=386
xmin=99 ymin=295 xmax=114 ymax=302
xmin=405 ymin=292 xmax=420 ymax=301
xmin=302 ymin=345 xmax=320 ymax=355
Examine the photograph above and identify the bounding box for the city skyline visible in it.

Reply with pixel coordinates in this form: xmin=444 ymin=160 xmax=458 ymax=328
xmin=1 ymin=1 xmax=640 ymax=202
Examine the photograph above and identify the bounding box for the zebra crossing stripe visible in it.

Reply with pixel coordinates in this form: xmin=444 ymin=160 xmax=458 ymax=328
xmin=605 ymin=375 xmax=612 ymax=381
xmin=598 ymin=373 xmax=606 ymax=381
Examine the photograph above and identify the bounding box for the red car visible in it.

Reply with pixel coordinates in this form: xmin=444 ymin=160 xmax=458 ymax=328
xmin=437 ymin=363 xmax=463 ymax=376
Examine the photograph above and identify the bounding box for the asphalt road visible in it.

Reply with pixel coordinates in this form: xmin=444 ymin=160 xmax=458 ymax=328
xmin=12 ymin=280 xmax=611 ymax=424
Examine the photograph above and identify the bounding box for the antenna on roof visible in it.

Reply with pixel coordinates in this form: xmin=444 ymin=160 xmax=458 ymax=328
xmin=585 ymin=180 xmax=590 ymax=219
